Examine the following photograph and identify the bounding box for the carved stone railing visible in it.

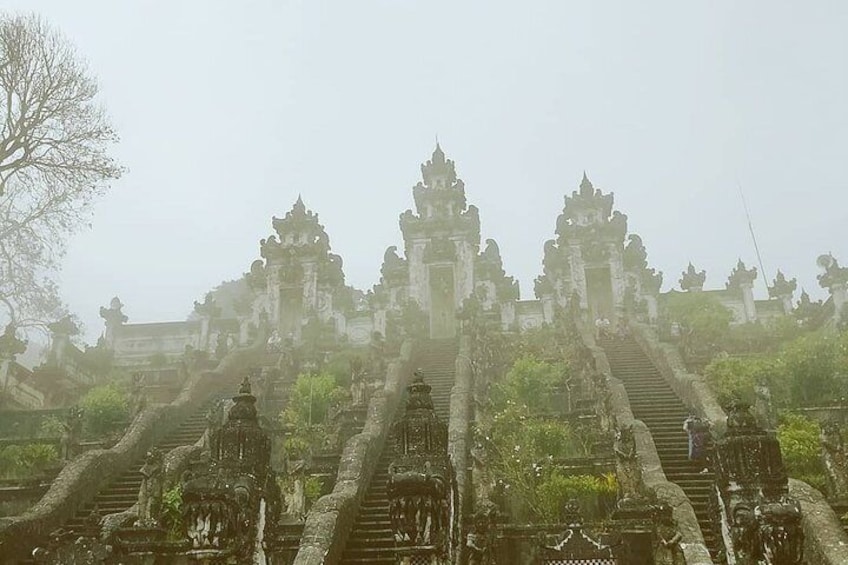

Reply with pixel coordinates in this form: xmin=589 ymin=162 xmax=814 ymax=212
xmin=628 ymin=321 xmax=726 ymax=436
xmin=292 ymin=339 xmax=414 ymax=565
xmin=630 ymin=320 xmax=848 ymax=565
xmin=448 ymin=334 xmax=474 ymax=565
xmin=575 ymin=322 xmax=715 ymax=565
xmin=0 ymin=341 xmax=264 ymax=563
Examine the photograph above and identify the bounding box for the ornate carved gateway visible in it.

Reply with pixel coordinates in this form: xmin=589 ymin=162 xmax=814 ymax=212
xmin=712 ymin=401 xmax=804 ymax=565
xmin=388 ymin=371 xmax=458 ymax=564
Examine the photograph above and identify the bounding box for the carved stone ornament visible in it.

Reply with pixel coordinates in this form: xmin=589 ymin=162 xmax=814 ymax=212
xmin=769 ymin=270 xmax=797 ymax=299
xmin=727 ymin=259 xmax=758 ymax=289
xmin=679 ymin=263 xmax=706 ymax=291
xmin=387 ymin=372 xmax=456 ymax=559
xmin=178 ymin=376 xmax=280 ymax=559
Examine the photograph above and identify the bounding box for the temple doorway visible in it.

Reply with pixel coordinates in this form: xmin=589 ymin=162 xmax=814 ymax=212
xmin=428 ymin=265 xmax=456 ymax=339
xmin=585 ymin=266 xmax=614 ymax=322
xmin=279 ymin=288 xmax=303 ymax=341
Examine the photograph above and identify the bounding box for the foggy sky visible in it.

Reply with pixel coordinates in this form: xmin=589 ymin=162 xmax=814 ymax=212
xmin=8 ymin=0 xmax=847 ymax=344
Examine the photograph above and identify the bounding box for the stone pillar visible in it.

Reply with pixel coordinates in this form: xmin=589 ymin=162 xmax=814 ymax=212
xmin=727 ymin=260 xmax=758 ymax=322
xmin=769 ymin=271 xmax=797 ymax=315
xmin=99 ymin=296 xmax=127 ymax=349
xmin=193 ymin=295 xmax=221 ymax=352
xmin=47 ymin=316 xmax=80 ymax=367
xmin=740 ymin=282 xmax=757 ymax=323
xmin=644 ymin=295 xmax=658 ymax=324
xmin=816 ymin=254 xmax=848 ymax=326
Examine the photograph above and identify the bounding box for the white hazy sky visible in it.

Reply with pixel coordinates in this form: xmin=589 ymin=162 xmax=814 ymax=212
xmin=7 ymin=1 xmax=847 ymax=343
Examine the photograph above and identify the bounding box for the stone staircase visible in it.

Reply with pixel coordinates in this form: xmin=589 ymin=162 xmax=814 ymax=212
xmin=63 ymin=405 xmax=213 ymax=530
xmin=339 ymin=338 xmax=458 ymax=565
xmin=600 ymin=336 xmax=721 ymax=560
xmin=17 ymin=360 xmax=277 ymax=561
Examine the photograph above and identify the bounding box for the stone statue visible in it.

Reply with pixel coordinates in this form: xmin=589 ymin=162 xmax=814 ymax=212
xmin=60 ymin=406 xmax=84 ymax=461
xmin=467 ymin=499 xmax=499 ymax=565
xmin=215 ymin=332 xmax=229 ymax=360
xmin=283 ymin=476 xmax=306 ymax=521
xmin=349 ymin=356 xmax=367 ymax=406
xmin=367 ymin=331 xmax=385 ymax=379
xmin=136 ymin=448 xmax=164 ymax=527
xmin=129 ymin=372 xmax=147 ymax=420
xmin=654 ymin=505 xmax=683 ymax=565
xmin=266 ymin=329 xmax=282 ymax=353
xmin=756 ymin=499 xmax=804 ymax=565
xmin=730 ymin=504 xmax=759 ymax=565
xmin=820 ymin=422 xmax=848 ymax=499
xmin=614 ymin=424 xmax=643 ymax=501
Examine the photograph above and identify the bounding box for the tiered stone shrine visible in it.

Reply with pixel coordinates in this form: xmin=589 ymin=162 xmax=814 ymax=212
xmin=535 ymin=173 xmax=660 ymax=324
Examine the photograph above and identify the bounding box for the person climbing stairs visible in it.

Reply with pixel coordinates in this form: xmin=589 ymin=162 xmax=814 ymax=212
xmin=600 ymin=335 xmax=721 ymax=560
xmin=338 ymin=338 xmax=457 ymax=565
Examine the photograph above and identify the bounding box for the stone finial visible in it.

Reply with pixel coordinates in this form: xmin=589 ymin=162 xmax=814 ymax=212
xmin=193 ymin=294 xmax=221 ymax=319
xmin=99 ymin=297 xmax=128 ymax=327
xmin=623 ymin=234 xmax=648 ymax=272
xmin=48 ymin=315 xmax=80 ymax=337
xmin=420 ymin=142 xmax=458 ymax=188
xmin=679 ymin=263 xmax=706 ymax=292
xmin=817 ymin=253 xmax=848 ymax=289
xmin=726 ymin=259 xmax=758 ymax=289
xmin=0 ymin=323 xmax=27 ymax=361
xmin=769 ymin=270 xmax=797 ymax=299
xmin=579 ymin=171 xmax=594 ymax=197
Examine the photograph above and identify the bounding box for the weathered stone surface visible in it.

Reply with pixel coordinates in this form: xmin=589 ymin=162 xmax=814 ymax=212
xmin=292 ymin=340 xmax=414 ymax=565
xmin=630 ymin=321 xmax=726 ymax=437
xmin=578 ymin=324 xmax=714 ymax=565
xmin=0 ymin=340 xmax=264 ymax=564
xmin=788 ymin=479 xmax=848 ymax=565
xmin=629 ymin=320 xmax=848 ymax=564
xmin=448 ymin=334 xmax=473 ymax=565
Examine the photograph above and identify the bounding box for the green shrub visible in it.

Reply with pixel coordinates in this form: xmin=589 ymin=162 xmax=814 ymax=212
xmin=492 ymin=355 xmax=570 ymax=414
xmin=0 ymin=443 xmax=59 ymax=479
xmin=536 ymin=471 xmax=617 ymax=522
xmin=280 ymin=372 xmax=345 ymax=460
xmin=80 ymin=384 xmax=129 ymax=436
xmin=39 ymin=416 xmax=65 ymax=437
xmin=665 ymin=293 xmax=734 ymax=357
xmin=161 ymin=485 xmax=183 ymax=539
xmin=704 ymin=355 xmax=782 ymax=406
xmin=777 ymin=413 xmax=826 ymax=492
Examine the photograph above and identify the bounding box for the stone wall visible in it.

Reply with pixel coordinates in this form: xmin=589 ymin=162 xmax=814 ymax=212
xmin=789 ymin=479 xmax=848 ymax=565
xmin=629 ymin=321 xmax=848 ymax=565
xmin=292 ymin=340 xmax=414 ymax=565
xmin=577 ymin=323 xmax=714 ymax=565
xmin=448 ymin=334 xmax=473 ymax=564
xmin=629 ymin=321 xmax=726 ymax=436
xmin=0 ymin=343 xmax=261 ymax=563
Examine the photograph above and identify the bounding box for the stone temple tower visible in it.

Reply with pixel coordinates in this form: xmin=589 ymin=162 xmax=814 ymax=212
xmin=536 ymin=173 xmax=632 ymax=322
xmin=399 ymin=145 xmax=481 ymax=338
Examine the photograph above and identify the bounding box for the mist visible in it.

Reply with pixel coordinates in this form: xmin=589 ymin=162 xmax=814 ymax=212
xmin=7 ymin=0 xmax=846 ymax=343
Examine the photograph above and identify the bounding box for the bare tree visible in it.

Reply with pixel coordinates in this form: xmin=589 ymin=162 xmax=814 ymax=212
xmin=0 ymin=13 xmax=123 ymax=330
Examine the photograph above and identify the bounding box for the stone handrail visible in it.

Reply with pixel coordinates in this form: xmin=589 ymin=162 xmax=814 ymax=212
xmin=448 ymin=334 xmax=474 ymax=564
xmin=629 ymin=321 xmax=726 ymax=436
xmin=0 ymin=343 xmax=261 ymax=563
xmin=292 ymin=339 xmax=414 ymax=565
xmin=629 ymin=320 xmax=848 ymax=565
xmin=577 ymin=323 xmax=715 ymax=565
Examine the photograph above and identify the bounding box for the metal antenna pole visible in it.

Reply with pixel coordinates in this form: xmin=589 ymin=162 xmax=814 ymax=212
xmin=737 ymin=183 xmax=770 ymax=296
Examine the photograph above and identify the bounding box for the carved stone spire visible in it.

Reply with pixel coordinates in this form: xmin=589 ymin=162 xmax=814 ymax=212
xmin=0 ymin=323 xmax=27 ymax=362
xmin=99 ymin=297 xmax=127 ymax=348
xmin=679 ymin=263 xmax=706 ymax=292
xmin=769 ymin=270 xmax=797 ymax=314
xmin=726 ymin=259 xmax=758 ymax=289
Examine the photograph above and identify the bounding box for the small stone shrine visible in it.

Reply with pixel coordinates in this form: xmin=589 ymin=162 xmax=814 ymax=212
xmin=712 ymin=401 xmax=804 ymax=565
xmin=387 ymin=371 xmax=457 ymax=565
